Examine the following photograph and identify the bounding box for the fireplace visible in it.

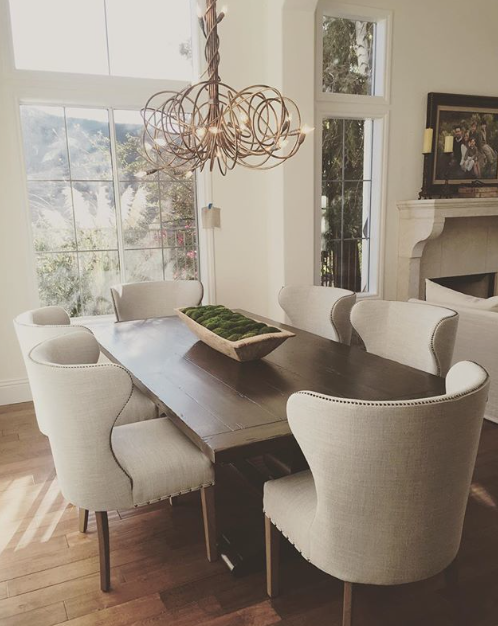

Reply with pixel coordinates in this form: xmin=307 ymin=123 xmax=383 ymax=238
xmin=428 ymin=272 xmax=498 ymax=299
xmin=397 ymin=198 xmax=498 ymax=301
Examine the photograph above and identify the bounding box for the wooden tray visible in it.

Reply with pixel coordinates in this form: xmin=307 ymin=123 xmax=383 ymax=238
xmin=175 ymin=308 xmax=295 ymax=362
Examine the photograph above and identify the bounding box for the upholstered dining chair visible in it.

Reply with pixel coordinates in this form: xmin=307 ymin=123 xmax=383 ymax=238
xmin=278 ymin=286 xmax=356 ymax=344
xmin=14 ymin=306 xmax=159 ymax=534
xmin=111 ymin=280 xmax=203 ymax=322
xmin=28 ymin=331 xmax=217 ymax=592
xmin=351 ymin=299 xmax=459 ymax=376
xmin=264 ymin=361 xmax=489 ymax=626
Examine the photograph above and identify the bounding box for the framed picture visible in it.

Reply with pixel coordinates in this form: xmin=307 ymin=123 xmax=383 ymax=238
xmin=424 ymin=93 xmax=498 ymax=195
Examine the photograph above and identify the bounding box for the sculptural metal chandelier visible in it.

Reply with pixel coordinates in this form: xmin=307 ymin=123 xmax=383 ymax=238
xmin=141 ymin=0 xmax=313 ymax=177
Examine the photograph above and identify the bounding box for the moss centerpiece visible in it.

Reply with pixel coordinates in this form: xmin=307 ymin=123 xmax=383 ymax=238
xmin=175 ymin=305 xmax=295 ymax=362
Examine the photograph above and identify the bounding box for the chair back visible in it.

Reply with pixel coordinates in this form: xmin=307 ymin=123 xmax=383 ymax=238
xmin=351 ymin=300 xmax=458 ymax=375
xmin=278 ymin=286 xmax=356 ymax=343
xmin=13 ymin=307 xmax=92 ymax=434
xmin=111 ymin=280 xmax=203 ymax=322
xmin=28 ymin=332 xmax=133 ymax=511
xmin=287 ymin=361 xmax=489 ymax=585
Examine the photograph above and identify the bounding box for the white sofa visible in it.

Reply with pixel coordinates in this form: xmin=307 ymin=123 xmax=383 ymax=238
xmin=412 ymin=298 xmax=498 ymax=424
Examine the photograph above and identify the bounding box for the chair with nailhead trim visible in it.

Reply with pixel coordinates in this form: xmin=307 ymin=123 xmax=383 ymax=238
xmin=278 ymin=285 xmax=356 ymax=344
xmin=28 ymin=331 xmax=217 ymax=592
xmin=350 ymin=299 xmax=459 ymax=376
xmin=14 ymin=306 xmax=161 ymax=534
xmin=264 ymin=361 xmax=489 ymax=625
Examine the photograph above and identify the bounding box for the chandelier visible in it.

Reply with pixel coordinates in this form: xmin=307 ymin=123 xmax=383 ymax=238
xmin=141 ymin=0 xmax=313 ymax=177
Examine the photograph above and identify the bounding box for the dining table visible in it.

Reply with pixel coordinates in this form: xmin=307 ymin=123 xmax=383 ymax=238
xmin=85 ymin=310 xmax=446 ymax=574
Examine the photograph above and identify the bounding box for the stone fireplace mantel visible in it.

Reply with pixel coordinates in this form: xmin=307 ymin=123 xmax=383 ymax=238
xmin=397 ymin=198 xmax=498 ymax=301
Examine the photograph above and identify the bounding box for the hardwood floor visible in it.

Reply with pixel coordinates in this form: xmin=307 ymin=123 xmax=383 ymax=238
xmin=1 ymin=401 xmax=498 ymax=625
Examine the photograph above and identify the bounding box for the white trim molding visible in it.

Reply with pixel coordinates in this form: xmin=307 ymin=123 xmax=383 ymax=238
xmin=0 ymin=377 xmax=32 ymax=406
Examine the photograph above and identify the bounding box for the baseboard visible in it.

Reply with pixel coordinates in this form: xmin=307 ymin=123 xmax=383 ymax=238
xmin=0 ymin=378 xmax=32 ymax=406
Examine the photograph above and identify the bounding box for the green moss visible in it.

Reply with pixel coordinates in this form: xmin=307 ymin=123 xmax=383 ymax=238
xmin=182 ymin=305 xmax=281 ymax=342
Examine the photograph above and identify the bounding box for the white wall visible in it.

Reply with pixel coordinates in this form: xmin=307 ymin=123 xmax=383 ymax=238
xmin=1 ymin=0 xmax=498 ymax=404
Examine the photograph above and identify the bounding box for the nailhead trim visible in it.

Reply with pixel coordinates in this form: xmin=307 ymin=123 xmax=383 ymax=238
xmin=134 ymin=481 xmax=215 ymax=508
xmin=263 ymin=511 xmax=311 ymax=563
xmin=429 ymin=310 xmax=458 ymax=376
xmin=330 ymin=293 xmax=356 ymax=344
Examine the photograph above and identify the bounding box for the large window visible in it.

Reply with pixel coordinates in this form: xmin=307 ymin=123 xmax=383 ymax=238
xmin=9 ymin=0 xmax=193 ymax=80
xmin=20 ymin=105 xmax=198 ymax=316
xmin=316 ymin=3 xmax=391 ymax=294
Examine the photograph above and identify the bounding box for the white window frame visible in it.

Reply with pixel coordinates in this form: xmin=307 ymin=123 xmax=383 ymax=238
xmin=314 ymin=1 xmax=392 ymax=297
xmin=0 ymin=0 xmax=211 ymax=312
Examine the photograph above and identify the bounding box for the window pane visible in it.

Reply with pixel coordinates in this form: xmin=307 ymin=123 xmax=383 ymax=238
xmin=322 ymin=17 xmax=375 ymax=96
xmin=322 ymin=119 xmax=343 ymax=181
xmin=79 ymin=251 xmax=120 ymax=316
xmin=321 ymin=118 xmax=371 ymax=292
xmin=163 ymin=223 xmax=198 ymax=281
xmin=120 ymin=182 xmax=162 ymax=248
xmin=66 ymin=109 xmax=112 ymax=180
xmin=124 ymin=249 xmax=164 ymax=283
xmin=20 ymin=106 xmax=69 ymax=181
xmin=28 ymin=182 xmax=76 ymax=252
xmin=36 ymin=252 xmax=80 ymax=316
xmin=72 ymin=183 xmax=118 ymax=250
xmin=9 ymin=0 xmax=108 ymax=75
xmin=105 ymin=0 xmax=193 ymax=80
xmin=114 ymin=110 xmax=152 ymax=181
xmin=160 ymin=178 xmax=196 ymax=222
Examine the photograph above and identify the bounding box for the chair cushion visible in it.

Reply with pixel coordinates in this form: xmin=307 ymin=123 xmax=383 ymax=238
xmin=263 ymin=470 xmax=316 ymax=560
xmin=112 ymin=418 xmax=214 ymax=507
xmin=116 ymin=385 xmax=158 ymax=426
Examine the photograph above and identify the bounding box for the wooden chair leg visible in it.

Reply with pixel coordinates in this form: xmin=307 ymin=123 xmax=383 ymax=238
xmin=201 ymin=486 xmax=218 ymax=562
xmin=95 ymin=511 xmax=111 ymax=592
xmin=79 ymin=508 xmax=89 ymax=533
xmin=265 ymin=515 xmax=281 ymax=598
xmin=343 ymin=582 xmax=354 ymax=626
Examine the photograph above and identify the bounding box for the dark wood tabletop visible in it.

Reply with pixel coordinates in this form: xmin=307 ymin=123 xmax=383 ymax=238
xmin=86 ymin=311 xmax=446 ymax=464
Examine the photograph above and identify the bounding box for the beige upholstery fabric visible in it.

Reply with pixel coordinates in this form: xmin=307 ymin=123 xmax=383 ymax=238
xmin=278 ymin=286 xmax=356 ymax=344
xmin=426 ymin=279 xmax=498 ymax=312
xmin=28 ymin=332 xmax=214 ymax=513
xmin=111 ymin=280 xmax=203 ymax=322
xmin=14 ymin=306 xmax=156 ymax=433
xmin=113 ymin=418 xmax=214 ymax=507
xmin=264 ymin=361 xmax=489 ymax=586
xmin=413 ymin=297 xmax=498 ymax=424
xmin=351 ymin=300 xmax=459 ymax=376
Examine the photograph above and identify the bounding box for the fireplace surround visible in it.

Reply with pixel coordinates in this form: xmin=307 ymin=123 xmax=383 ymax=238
xmin=397 ymin=199 xmax=498 ymax=301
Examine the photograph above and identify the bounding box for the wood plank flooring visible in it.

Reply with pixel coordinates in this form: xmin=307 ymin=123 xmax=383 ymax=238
xmin=1 ymin=401 xmax=498 ymax=625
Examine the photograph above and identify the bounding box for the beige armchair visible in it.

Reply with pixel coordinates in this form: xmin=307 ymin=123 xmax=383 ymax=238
xmin=28 ymin=331 xmax=217 ymax=592
xmin=111 ymin=280 xmax=203 ymax=322
xmin=264 ymin=361 xmax=489 ymax=626
xmin=278 ymin=285 xmax=356 ymax=344
xmin=351 ymin=300 xmax=459 ymax=376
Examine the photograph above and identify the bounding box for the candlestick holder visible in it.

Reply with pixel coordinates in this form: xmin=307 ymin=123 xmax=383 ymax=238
xmin=418 ymin=153 xmax=432 ymax=200
xmin=440 ymin=152 xmax=453 ymax=199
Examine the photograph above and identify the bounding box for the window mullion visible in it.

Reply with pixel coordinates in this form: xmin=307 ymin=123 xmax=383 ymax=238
xmin=108 ymin=108 xmax=126 ymax=283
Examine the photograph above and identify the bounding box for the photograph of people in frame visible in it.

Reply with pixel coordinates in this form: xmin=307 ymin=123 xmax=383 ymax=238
xmin=434 ymin=106 xmax=498 ymax=184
